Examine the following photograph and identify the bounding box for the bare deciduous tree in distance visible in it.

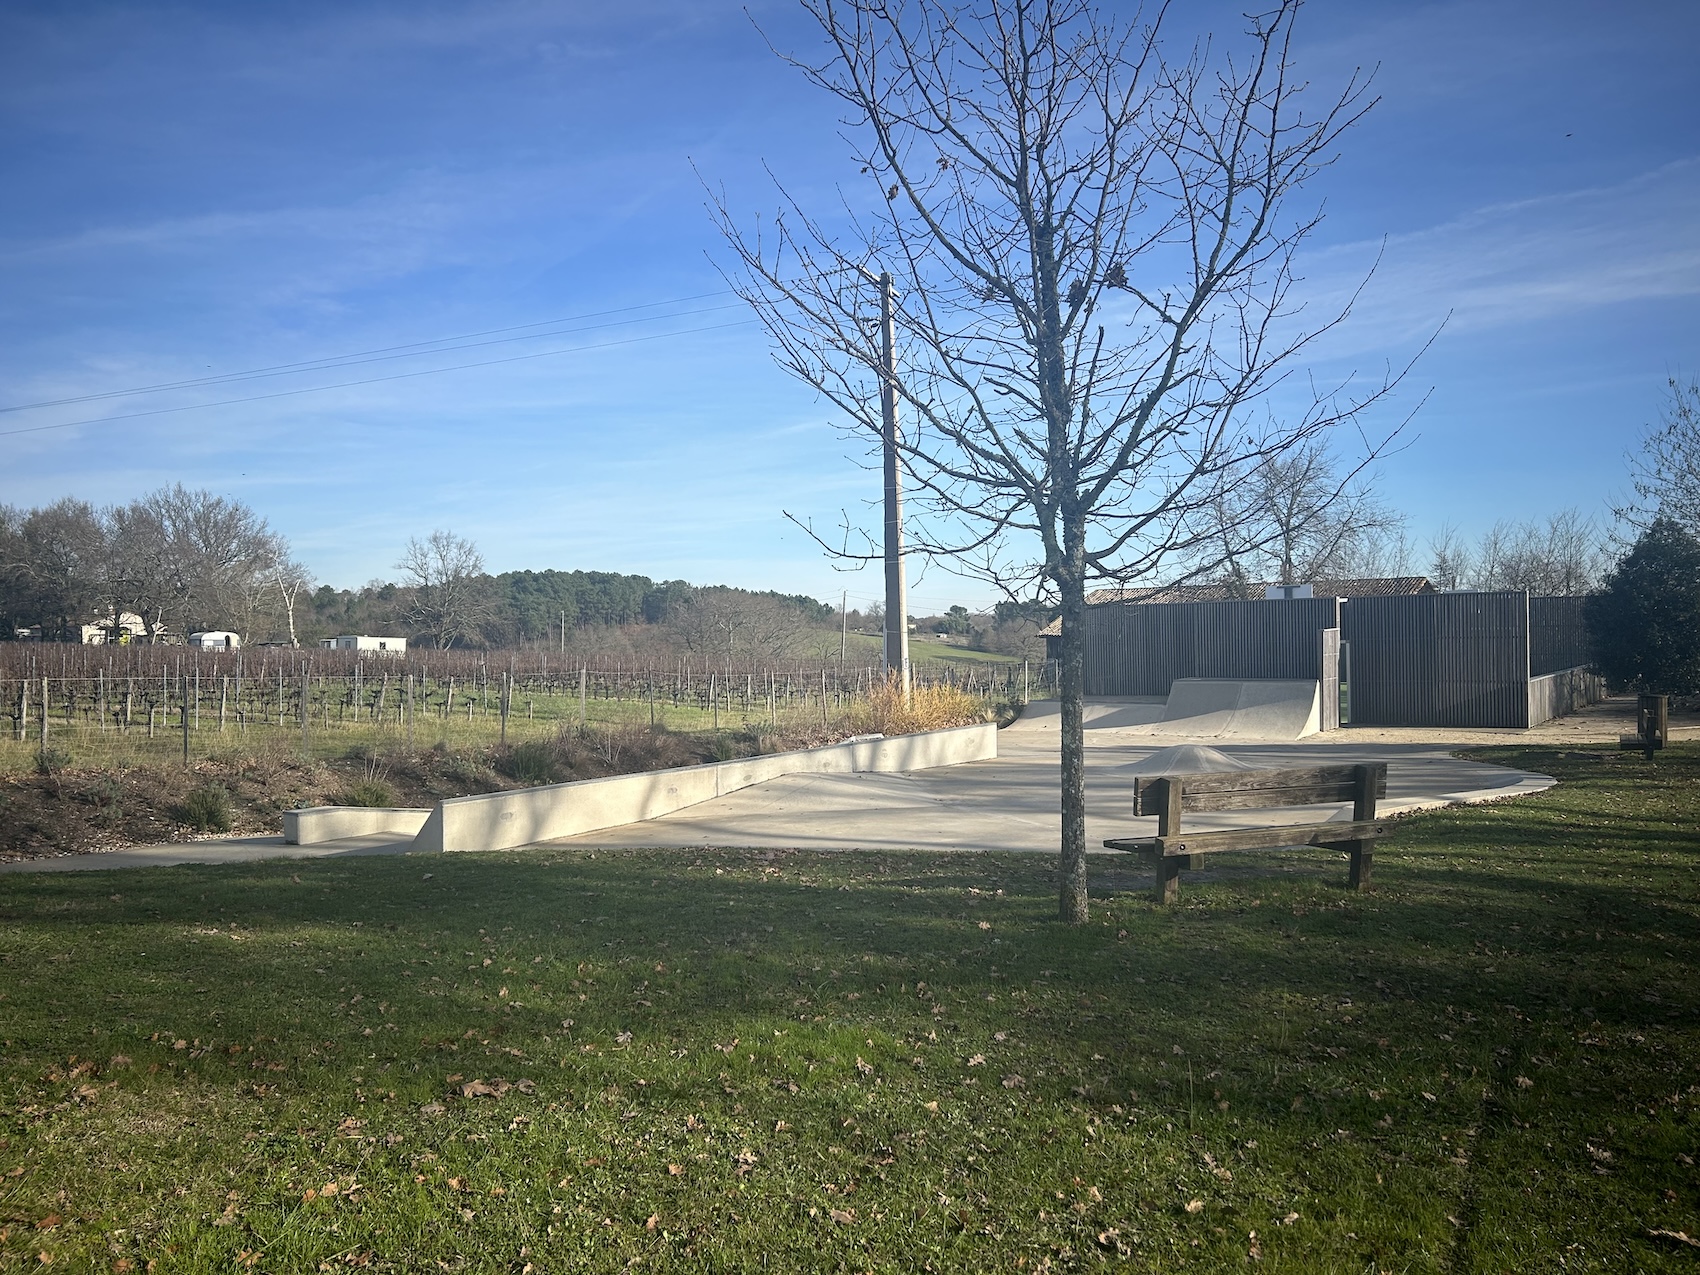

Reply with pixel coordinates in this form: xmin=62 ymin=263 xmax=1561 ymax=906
xmin=271 ymin=557 xmax=315 ymax=648
xmin=1621 ymin=375 xmax=1700 ymax=532
xmin=397 ymin=530 xmax=489 ymax=649
xmin=713 ymin=0 xmax=1415 ymax=921
xmin=1471 ymin=509 xmax=1605 ymax=597
xmin=1201 ymin=442 xmax=1405 ymax=591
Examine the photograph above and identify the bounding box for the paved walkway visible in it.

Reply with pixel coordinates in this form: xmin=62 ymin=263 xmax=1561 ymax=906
xmin=3 ymin=726 xmax=1554 ymax=872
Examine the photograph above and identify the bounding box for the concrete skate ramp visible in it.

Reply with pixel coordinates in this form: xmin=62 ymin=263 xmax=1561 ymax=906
xmin=1154 ymin=679 xmax=1321 ymax=740
xmin=1007 ymin=697 xmax=1166 ymax=732
xmin=1011 ymin=681 xmax=1320 ymax=740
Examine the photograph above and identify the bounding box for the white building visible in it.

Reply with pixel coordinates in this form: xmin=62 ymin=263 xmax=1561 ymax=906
xmin=79 ymin=613 xmax=156 ymax=644
xmin=189 ymin=631 xmax=242 ymax=649
xmin=319 ymin=635 xmax=407 ymax=655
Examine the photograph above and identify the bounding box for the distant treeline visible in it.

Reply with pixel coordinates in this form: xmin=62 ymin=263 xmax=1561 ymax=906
xmin=306 ymin=570 xmax=836 ymax=650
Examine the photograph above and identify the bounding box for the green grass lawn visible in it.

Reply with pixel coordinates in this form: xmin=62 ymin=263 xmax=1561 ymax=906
xmin=2 ymin=745 xmax=1697 ymax=1272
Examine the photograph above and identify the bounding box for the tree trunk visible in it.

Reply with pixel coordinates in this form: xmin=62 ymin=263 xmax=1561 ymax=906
xmin=1056 ymin=566 xmax=1089 ymax=924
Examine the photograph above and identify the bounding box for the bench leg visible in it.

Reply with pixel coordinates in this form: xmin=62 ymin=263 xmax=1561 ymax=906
xmin=1156 ymin=856 xmax=1183 ymax=905
xmin=1348 ymin=841 xmax=1372 ymax=891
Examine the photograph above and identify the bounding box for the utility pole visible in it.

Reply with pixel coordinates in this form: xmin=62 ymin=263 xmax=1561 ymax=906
xmin=840 ymin=590 xmax=847 ymax=665
xmin=862 ymin=267 xmax=910 ymax=697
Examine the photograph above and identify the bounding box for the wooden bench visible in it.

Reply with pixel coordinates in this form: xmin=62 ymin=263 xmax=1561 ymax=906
xmin=1103 ymin=763 xmax=1390 ymax=904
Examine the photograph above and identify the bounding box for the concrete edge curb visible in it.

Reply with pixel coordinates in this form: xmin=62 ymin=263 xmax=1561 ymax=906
xmin=285 ymin=721 xmax=998 ymax=852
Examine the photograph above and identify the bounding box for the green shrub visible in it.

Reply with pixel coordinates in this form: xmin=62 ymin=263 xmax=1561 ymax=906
xmin=499 ymin=741 xmax=560 ymax=786
xmin=179 ymin=784 xmax=232 ymax=833
xmin=35 ymin=747 xmax=72 ymax=775
xmin=86 ymin=777 xmax=124 ymax=827
xmin=341 ymin=779 xmax=397 ymax=808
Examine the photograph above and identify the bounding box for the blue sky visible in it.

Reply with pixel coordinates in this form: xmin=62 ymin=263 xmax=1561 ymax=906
xmin=1 ymin=0 xmax=1695 ymax=615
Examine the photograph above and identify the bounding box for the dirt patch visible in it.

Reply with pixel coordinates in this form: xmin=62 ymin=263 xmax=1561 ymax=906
xmin=0 ymin=723 xmax=848 ymax=861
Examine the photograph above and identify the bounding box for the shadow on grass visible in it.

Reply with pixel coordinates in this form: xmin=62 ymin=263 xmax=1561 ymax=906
xmin=0 ymin=745 xmax=1696 ymax=1271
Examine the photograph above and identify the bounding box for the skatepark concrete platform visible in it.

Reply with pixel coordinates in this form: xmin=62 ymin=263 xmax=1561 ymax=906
xmin=2 ymin=700 xmax=1557 ymax=872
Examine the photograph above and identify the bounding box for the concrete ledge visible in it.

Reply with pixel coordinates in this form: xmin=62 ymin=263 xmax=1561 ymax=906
xmin=413 ymin=721 xmax=997 ymax=853
xmin=1529 ymin=665 xmax=1605 ymax=727
xmin=284 ymin=806 xmax=431 ymax=846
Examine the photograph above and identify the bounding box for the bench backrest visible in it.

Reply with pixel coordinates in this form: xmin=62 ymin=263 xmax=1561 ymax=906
xmin=1135 ymin=763 xmax=1387 ymax=816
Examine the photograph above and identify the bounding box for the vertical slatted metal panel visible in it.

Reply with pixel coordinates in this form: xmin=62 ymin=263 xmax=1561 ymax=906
xmin=1082 ymin=597 xmax=1339 ymax=696
xmin=1529 ymin=595 xmax=1591 ymax=675
xmin=1342 ymin=592 xmax=1530 ymax=728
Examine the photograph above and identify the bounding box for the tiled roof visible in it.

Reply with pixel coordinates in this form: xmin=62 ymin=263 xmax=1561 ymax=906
xmin=1036 ymin=576 xmax=1437 ymax=635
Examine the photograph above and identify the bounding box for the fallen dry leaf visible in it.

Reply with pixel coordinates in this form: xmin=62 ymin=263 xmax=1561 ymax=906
xmin=967 ymin=1054 xmax=985 ymax=1067
xmin=1001 ymin=1074 xmax=1025 ymax=1089
xmin=829 ymin=1207 xmax=856 ymax=1224
xmin=1648 ymin=1230 xmax=1700 ymax=1249
xmin=1185 ymin=1200 xmax=1204 ymax=1214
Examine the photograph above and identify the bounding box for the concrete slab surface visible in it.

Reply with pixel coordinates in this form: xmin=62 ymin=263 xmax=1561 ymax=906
xmin=543 ymin=733 xmax=1551 ymax=855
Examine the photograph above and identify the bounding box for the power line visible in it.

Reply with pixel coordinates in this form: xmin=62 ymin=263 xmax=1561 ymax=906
xmin=0 ymin=318 xmax=756 ymax=440
xmin=0 ymin=290 xmax=736 ymax=416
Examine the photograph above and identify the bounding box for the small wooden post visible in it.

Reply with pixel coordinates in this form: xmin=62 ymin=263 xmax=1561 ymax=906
xmin=406 ymin=673 xmax=415 ymax=748
xmin=181 ymin=674 xmax=190 ymax=766
xmin=39 ymin=677 xmax=49 ymax=760
xmin=579 ymin=666 xmax=587 ymax=729
xmin=1154 ymin=777 xmax=1185 ymax=905
xmin=219 ymin=675 xmax=228 ymax=732
xmin=1347 ymin=763 xmax=1377 ymax=890
xmin=499 ymin=672 xmax=511 ymax=747
xmin=1638 ymin=693 xmax=1669 ymax=760
xmin=301 ymin=671 xmax=310 ymax=756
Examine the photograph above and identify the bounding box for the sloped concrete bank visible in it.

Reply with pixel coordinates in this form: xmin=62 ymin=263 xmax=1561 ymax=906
xmin=283 ymin=722 xmax=998 ymax=854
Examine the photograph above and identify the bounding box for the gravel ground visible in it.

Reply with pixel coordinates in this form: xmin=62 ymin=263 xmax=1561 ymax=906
xmin=1301 ymin=693 xmax=1698 ymax=749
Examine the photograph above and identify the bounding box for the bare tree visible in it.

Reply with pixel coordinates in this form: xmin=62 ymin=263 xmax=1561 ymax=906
xmin=0 ymin=498 xmax=107 ymax=640
xmin=1425 ymin=522 xmax=1471 ymax=591
xmin=271 ymin=556 xmax=315 ymax=648
xmin=1471 ymin=509 xmax=1604 ymax=596
xmin=1621 ymin=375 xmax=1700 ymax=531
xmin=713 ymin=0 xmax=1409 ymax=920
xmin=671 ymin=587 xmax=813 ymax=664
xmin=396 ymin=530 xmax=489 ymax=649
xmin=1202 ymin=443 xmax=1404 ymax=586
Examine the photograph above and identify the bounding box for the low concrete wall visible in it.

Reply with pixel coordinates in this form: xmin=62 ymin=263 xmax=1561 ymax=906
xmin=412 ymin=721 xmax=997 ymax=853
xmin=284 ymin=806 xmax=431 ymax=846
xmin=1528 ymin=665 xmax=1606 ymax=727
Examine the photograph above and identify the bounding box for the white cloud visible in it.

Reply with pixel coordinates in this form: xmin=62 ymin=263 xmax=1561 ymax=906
xmin=1297 ymin=158 xmax=1700 ymax=356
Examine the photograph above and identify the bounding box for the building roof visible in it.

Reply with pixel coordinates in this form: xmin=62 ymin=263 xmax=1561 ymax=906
xmin=1036 ymin=576 xmax=1437 ymax=636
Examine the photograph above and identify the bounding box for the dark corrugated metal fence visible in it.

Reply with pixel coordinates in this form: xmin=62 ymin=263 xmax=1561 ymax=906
xmin=1082 ymin=597 xmax=1339 ymax=696
xmin=1080 ymin=590 xmax=1589 ymax=728
xmin=1341 ymin=592 xmax=1531 ymax=729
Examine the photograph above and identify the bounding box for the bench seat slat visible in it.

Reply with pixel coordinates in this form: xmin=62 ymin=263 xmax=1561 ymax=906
xmin=1104 ymin=819 xmax=1388 ymax=857
xmin=1135 ymin=765 xmax=1386 ymax=815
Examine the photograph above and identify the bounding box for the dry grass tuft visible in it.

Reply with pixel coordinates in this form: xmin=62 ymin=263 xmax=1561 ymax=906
xmin=848 ymin=677 xmax=984 ymax=737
